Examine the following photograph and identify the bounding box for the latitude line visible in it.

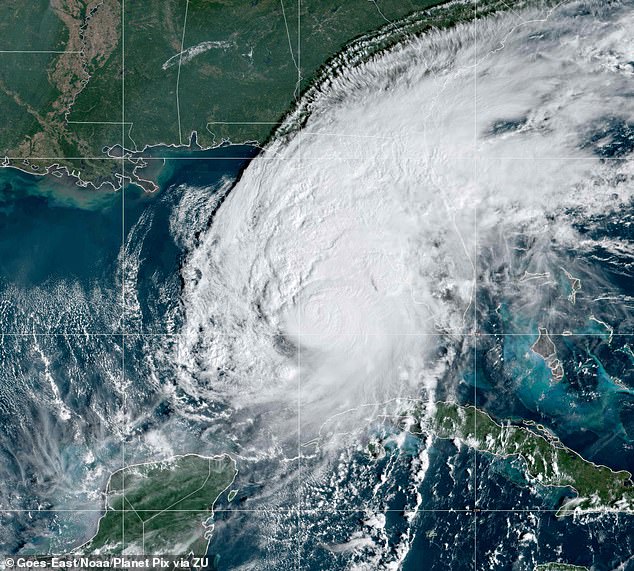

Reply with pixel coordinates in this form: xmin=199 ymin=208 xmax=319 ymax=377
xmin=67 ymin=121 xmax=133 ymax=125
xmin=0 ymin=332 xmax=631 ymax=337
xmin=1 ymin=508 xmax=632 ymax=513
xmin=207 ymin=121 xmax=280 ymax=125
xmin=0 ymin=50 xmax=82 ymax=54
xmin=3 ymin=155 xmax=630 ymax=161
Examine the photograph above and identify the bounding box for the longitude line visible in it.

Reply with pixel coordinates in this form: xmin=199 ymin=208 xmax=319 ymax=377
xmin=297 ymin=0 xmax=302 ymax=568
xmin=121 ymin=0 xmax=127 ymax=553
xmin=473 ymin=0 xmax=478 ymax=568
xmin=176 ymin=0 xmax=190 ymax=146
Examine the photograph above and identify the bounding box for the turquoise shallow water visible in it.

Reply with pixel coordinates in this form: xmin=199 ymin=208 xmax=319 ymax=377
xmin=474 ymin=332 xmax=634 ymax=473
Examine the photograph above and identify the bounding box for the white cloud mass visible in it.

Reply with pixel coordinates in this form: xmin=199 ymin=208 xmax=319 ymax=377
xmin=174 ymin=0 xmax=633 ymax=443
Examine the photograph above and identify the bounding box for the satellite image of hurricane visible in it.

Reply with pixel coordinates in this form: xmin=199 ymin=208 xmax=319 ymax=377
xmin=0 ymin=0 xmax=633 ymax=569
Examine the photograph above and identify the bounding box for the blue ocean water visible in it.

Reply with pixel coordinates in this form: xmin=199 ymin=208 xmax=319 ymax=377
xmin=122 ymin=144 xmax=258 ymax=333
xmin=0 ymin=168 xmax=120 ymax=286
xmin=0 ymin=145 xmax=256 ymax=554
xmin=0 ymin=146 xmax=633 ymax=569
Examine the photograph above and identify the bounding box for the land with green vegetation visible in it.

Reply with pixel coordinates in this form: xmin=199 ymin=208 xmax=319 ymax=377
xmin=0 ymin=0 xmax=558 ymax=190
xmin=408 ymin=402 xmax=634 ymax=516
xmin=75 ymin=454 xmax=236 ymax=556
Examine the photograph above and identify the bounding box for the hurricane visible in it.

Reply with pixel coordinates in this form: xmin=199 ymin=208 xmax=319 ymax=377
xmin=1 ymin=0 xmax=633 ymax=568
xmin=156 ymin=1 xmax=634 ymax=566
xmin=175 ymin=0 xmax=632 ymax=456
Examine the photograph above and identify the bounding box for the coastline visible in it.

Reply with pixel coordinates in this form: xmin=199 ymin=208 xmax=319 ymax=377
xmin=0 ymin=137 xmax=262 ymax=199
xmin=1 ymin=0 xmax=558 ymax=197
xmin=70 ymin=453 xmax=238 ymax=557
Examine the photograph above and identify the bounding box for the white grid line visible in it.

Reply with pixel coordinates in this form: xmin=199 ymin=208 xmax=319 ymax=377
xmin=0 ymin=332 xmax=632 ymax=337
xmin=297 ymin=0 xmax=302 ymax=567
xmin=1 ymin=508 xmax=632 ymax=514
xmin=0 ymin=155 xmax=634 ymax=162
xmin=0 ymin=2 xmax=632 ymax=567
xmin=207 ymin=121 xmax=280 ymax=125
xmin=0 ymin=50 xmax=82 ymax=54
xmin=472 ymin=0 xmax=479 ymax=567
xmin=121 ymin=0 xmax=127 ymax=553
xmin=66 ymin=121 xmax=132 ymax=125
xmin=4 ymin=155 xmax=630 ymax=161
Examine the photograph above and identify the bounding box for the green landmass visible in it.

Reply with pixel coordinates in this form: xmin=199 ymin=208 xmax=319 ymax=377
xmin=0 ymin=0 xmax=558 ymax=189
xmin=409 ymin=402 xmax=634 ymax=515
xmin=535 ymin=564 xmax=589 ymax=571
xmin=75 ymin=454 xmax=236 ymax=556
